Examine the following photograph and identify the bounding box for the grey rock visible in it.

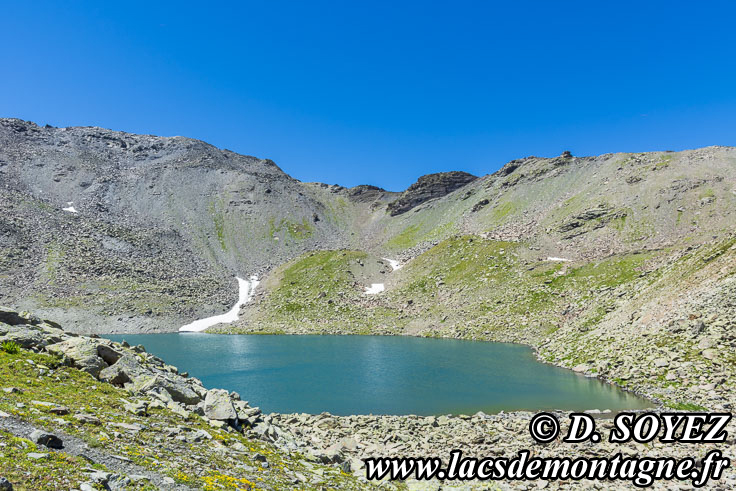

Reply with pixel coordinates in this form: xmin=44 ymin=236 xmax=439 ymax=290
xmin=387 ymin=171 xmax=478 ymax=216
xmin=124 ymin=400 xmax=148 ymax=416
xmin=74 ymin=413 xmax=101 ymax=425
xmin=0 ymin=325 xmax=59 ymax=350
xmin=203 ymin=388 xmax=237 ymax=421
xmin=46 ymin=338 xmax=108 ymax=377
xmin=97 ymin=344 xmax=123 ymax=365
xmin=29 ymin=430 xmax=63 ymax=449
xmin=128 ymin=374 xmax=201 ymax=405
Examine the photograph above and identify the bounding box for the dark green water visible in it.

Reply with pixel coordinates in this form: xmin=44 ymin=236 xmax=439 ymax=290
xmin=104 ymin=334 xmax=651 ymax=416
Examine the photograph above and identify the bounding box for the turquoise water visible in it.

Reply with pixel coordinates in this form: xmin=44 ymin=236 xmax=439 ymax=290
xmin=104 ymin=334 xmax=651 ymax=416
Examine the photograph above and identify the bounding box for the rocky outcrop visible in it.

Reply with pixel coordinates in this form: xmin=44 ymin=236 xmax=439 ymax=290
xmin=0 ymin=306 xmax=269 ymax=433
xmin=46 ymin=338 xmax=110 ymax=377
xmin=345 ymin=184 xmax=386 ymax=203
xmin=386 ymin=171 xmax=478 ymax=216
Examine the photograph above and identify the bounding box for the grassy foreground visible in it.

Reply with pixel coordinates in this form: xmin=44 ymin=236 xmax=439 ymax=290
xmin=0 ymin=348 xmax=371 ymax=490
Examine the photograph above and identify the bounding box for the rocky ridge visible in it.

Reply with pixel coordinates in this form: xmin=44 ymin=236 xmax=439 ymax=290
xmin=386 ymin=171 xmax=479 ymax=216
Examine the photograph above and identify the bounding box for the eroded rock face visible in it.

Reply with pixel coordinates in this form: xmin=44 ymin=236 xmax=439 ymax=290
xmin=387 ymin=171 xmax=478 ymax=216
xmin=345 ymin=185 xmax=386 ymax=203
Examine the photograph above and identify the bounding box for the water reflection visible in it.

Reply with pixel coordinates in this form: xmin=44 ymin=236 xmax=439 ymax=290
xmin=105 ymin=334 xmax=652 ymax=416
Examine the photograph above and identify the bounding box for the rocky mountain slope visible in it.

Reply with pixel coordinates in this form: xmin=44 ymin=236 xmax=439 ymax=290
xmin=0 ymin=118 xmax=391 ymax=332
xmin=2 ymin=118 xmax=734 ymax=334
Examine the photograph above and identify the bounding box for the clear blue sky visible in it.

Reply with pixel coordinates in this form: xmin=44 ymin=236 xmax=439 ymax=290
xmin=2 ymin=1 xmax=735 ymax=190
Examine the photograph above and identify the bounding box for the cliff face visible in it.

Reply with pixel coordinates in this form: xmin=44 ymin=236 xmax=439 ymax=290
xmin=386 ymin=171 xmax=478 ymax=216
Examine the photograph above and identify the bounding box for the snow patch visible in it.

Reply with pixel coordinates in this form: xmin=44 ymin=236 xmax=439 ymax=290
xmin=383 ymin=258 xmax=402 ymax=271
xmin=546 ymin=257 xmax=570 ymax=262
xmin=179 ymin=275 xmax=259 ymax=332
xmin=364 ymin=283 xmax=385 ymax=295
xmin=62 ymin=201 xmax=78 ymax=213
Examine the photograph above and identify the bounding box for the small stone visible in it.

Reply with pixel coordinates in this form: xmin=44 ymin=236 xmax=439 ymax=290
xmin=124 ymin=401 xmax=148 ymax=416
xmin=698 ymin=338 xmax=714 ymax=350
xmin=74 ymin=413 xmax=101 ymax=425
xmin=27 ymin=453 xmax=49 ymax=460
xmin=191 ymin=429 xmax=212 ymax=442
xmin=208 ymin=419 xmax=228 ymax=430
xmin=109 ymin=422 xmax=144 ymax=432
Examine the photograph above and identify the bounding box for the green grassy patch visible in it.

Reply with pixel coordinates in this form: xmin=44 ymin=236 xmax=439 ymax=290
xmin=268 ymin=217 xmax=314 ymax=241
xmin=0 ymin=349 xmax=365 ymax=490
xmin=386 ymin=223 xmax=422 ymax=250
xmin=490 ymin=201 xmax=516 ymax=221
xmin=0 ymin=430 xmax=114 ymax=490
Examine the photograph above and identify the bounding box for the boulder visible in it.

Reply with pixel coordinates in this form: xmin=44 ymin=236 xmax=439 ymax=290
xmin=204 ymin=389 xmax=237 ymax=421
xmin=0 ymin=477 xmax=11 ymax=490
xmin=97 ymin=345 xmax=123 ymax=365
xmin=157 ymin=377 xmax=202 ymax=405
xmin=0 ymin=325 xmax=52 ymax=350
xmin=233 ymin=400 xmax=261 ymax=421
xmin=702 ymin=349 xmax=717 ymax=360
xmin=98 ymin=354 xmax=144 ymax=386
xmin=0 ymin=307 xmax=38 ymax=326
xmin=46 ymin=338 xmax=108 ymax=377
xmin=74 ymin=413 xmax=101 ymax=425
xmin=698 ymin=338 xmax=714 ymax=350
xmin=30 ymin=430 xmax=63 ymax=449
xmin=49 ymin=406 xmax=70 ymax=415
xmin=128 ymin=374 xmax=201 ymax=405
xmin=124 ymin=401 xmax=148 ymax=416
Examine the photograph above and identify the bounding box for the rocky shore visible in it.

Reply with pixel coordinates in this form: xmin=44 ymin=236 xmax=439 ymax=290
xmin=2 ymin=306 xmax=735 ymax=489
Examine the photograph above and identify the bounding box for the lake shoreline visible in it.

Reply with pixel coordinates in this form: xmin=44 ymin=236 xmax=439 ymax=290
xmin=2 ymin=307 xmax=734 ymax=489
xmin=105 ymin=332 xmax=653 ymax=416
